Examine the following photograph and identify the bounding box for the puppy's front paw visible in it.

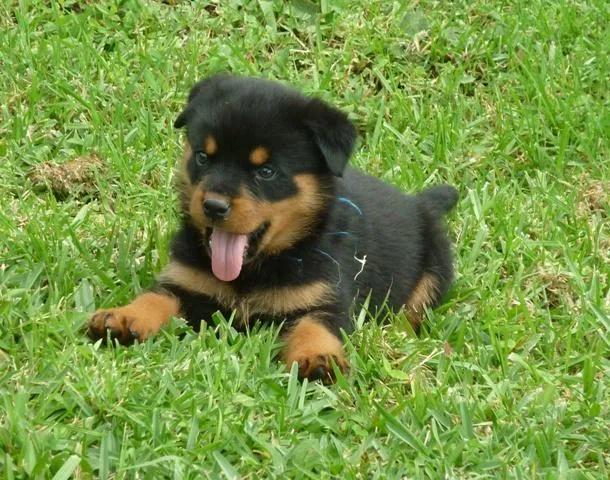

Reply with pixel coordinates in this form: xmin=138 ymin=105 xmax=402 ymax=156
xmin=87 ymin=293 xmax=179 ymax=345
xmin=283 ymin=315 xmax=350 ymax=384
xmin=293 ymin=353 xmax=350 ymax=384
xmin=88 ymin=308 xmax=142 ymax=344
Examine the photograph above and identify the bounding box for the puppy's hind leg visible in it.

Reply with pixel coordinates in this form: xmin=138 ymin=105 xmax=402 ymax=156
xmin=404 ymin=273 xmax=444 ymax=328
xmin=405 ymin=186 xmax=458 ymax=327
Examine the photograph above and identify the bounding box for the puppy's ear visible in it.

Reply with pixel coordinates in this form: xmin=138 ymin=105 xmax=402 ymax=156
xmin=173 ymin=82 xmax=205 ymax=128
xmin=173 ymin=85 xmax=199 ymax=129
xmin=174 ymin=75 xmax=231 ymax=129
xmin=174 ymin=108 xmax=189 ymax=129
xmin=304 ymin=99 xmax=356 ymax=177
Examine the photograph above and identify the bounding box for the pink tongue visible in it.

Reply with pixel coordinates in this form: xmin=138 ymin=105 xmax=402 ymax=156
xmin=210 ymin=229 xmax=249 ymax=282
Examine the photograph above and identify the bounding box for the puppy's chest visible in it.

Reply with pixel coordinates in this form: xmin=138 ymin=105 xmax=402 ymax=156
xmin=212 ymin=279 xmax=334 ymax=326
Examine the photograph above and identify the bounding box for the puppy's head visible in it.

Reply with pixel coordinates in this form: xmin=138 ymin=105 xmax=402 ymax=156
xmin=175 ymin=75 xmax=356 ymax=282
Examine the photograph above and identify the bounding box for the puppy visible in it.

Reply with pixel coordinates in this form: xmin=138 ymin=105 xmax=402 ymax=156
xmin=87 ymin=75 xmax=458 ymax=384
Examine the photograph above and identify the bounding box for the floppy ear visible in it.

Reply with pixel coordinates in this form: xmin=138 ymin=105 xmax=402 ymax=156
xmin=174 ymin=108 xmax=189 ymax=129
xmin=304 ymin=99 xmax=357 ymax=177
xmin=173 ymin=76 xmax=225 ymax=129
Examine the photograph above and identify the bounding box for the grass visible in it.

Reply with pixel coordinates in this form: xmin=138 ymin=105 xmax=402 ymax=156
xmin=1 ymin=0 xmax=609 ymax=477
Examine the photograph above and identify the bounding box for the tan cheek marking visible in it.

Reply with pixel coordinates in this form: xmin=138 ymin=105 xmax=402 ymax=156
xmin=180 ymin=142 xmax=193 ymax=188
xmin=249 ymin=146 xmax=269 ymax=166
xmin=404 ymin=273 xmax=440 ymax=328
xmin=187 ymin=186 xmax=264 ymax=237
xmin=188 ymin=185 xmax=206 ymax=229
xmin=215 ymin=187 xmax=264 ymax=235
xmin=204 ymin=135 xmax=218 ymax=155
xmin=183 ymin=141 xmax=193 ymax=162
xmin=188 ymin=175 xmax=326 ymax=249
xmin=178 ymin=141 xmax=196 ymax=213
xmin=258 ymin=174 xmax=329 ymax=254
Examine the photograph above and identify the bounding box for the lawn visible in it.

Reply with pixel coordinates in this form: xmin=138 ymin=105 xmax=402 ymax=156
xmin=1 ymin=0 xmax=609 ymax=478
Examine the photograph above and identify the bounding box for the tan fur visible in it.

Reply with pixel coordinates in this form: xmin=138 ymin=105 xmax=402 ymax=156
xmin=257 ymin=174 xmax=329 ymax=254
xmin=249 ymin=146 xmax=269 ymax=166
xmin=404 ymin=273 xmax=440 ymax=327
xmin=88 ymin=292 xmax=180 ymax=343
xmin=159 ymin=261 xmax=334 ymax=324
xmin=282 ymin=315 xmax=349 ymax=383
xmin=159 ymin=262 xmax=235 ymax=306
xmin=185 ymin=173 xmax=328 ymax=255
xmin=203 ymin=135 xmax=218 ymax=155
xmin=180 ymin=142 xmax=193 ymax=186
xmin=179 ymin=142 xmax=195 ymax=212
xmin=181 ymin=142 xmax=192 ymax=171
xmin=248 ymin=281 xmax=333 ymax=316
xmin=188 ymin=185 xmax=259 ymax=233
xmin=188 ymin=186 xmax=207 ymax=229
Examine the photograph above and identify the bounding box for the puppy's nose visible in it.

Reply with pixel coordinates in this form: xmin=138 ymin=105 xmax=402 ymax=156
xmin=203 ymin=198 xmax=231 ymax=220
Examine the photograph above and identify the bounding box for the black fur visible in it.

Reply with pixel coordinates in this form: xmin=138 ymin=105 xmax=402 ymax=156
xmin=160 ymin=75 xmax=458 ymax=336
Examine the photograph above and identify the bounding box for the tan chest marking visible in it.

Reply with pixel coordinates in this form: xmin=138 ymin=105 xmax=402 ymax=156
xmin=160 ymin=262 xmax=334 ymax=324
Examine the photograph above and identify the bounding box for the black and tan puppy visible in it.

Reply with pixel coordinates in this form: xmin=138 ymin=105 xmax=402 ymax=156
xmin=88 ymin=75 xmax=458 ymax=383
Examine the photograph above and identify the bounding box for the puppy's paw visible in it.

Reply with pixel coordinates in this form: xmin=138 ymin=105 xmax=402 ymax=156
xmin=86 ymin=293 xmax=179 ymax=345
xmin=293 ymin=353 xmax=350 ymax=384
xmin=87 ymin=308 xmax=139 ymax=344
xmin=283 ymin=315 xmax=350 ymax=384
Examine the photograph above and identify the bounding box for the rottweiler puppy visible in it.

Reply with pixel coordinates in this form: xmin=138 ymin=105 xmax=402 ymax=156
xmin=87 ymin=75 xmax=458 ymax=384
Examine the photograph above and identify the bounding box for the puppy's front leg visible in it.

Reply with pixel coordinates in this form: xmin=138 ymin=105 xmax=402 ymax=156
xmin=87 ymin=291 xmax=179 ymax=344
xmin=282 ymin=314 xmax=350 ymax=384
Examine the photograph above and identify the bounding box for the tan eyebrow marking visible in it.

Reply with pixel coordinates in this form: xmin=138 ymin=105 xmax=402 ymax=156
xmin=204 ymin=135 xmax=218 ymax=155
xmin=249 ymin=146 xmax=269 ymax=166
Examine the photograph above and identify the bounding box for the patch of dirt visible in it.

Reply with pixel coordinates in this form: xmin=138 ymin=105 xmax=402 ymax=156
xmin=576 ymin=180 xmax=609 ymax=218
xmin=537 ymin=267 xmax=576 ymax=311
xmin=29 ymin=154 xmax=105 ymax=200
xmin=203 ymin=2 xmax=219 ymax=16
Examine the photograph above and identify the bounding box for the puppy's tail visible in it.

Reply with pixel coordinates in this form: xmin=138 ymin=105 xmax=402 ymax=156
xmin=418 ymin=185 xmax=459 ymax=215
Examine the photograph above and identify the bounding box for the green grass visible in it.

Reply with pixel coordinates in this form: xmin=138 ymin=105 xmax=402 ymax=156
xmin=1 ymin=0 xmax=609 ymax=477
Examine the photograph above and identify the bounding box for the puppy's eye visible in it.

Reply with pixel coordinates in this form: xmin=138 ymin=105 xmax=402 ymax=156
xmin=195 ymin=151 xmax=208 ymax=166
xmin=255 ymin=165 xmax=277 ymax=180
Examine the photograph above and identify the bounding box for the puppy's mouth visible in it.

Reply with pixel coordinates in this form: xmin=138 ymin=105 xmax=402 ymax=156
xmin=204 ymin=223 xmax=268 ymax=282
